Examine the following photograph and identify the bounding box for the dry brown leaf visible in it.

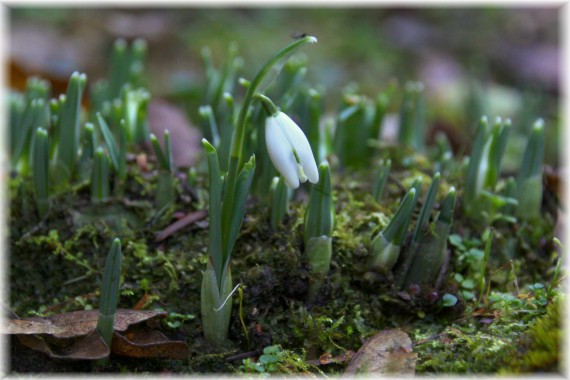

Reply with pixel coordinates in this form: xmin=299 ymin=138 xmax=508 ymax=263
xmin=6 ymin=309 xmax=189 ymax=360
xmin=344 ymin=329 xmax=418 ymax=376
xmin=17 ymin=329 xmax=109 ymax=360
xmin=112 ymin=327 xmax=189 ymax=359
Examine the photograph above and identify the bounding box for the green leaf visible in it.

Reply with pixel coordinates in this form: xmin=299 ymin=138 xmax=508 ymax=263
xmin=203 ymin=139 xmax=224 ymax=286
xmin=442 ymin=294 xmax=458 ymax=307
xmin=96 ymin=112 xmax=121 ymax=175
xmin=96 ymin=238 xmax=122 ymax=348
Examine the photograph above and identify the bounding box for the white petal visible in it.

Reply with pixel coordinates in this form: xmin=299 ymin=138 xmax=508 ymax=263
xmin=265 ymin=117 xmax=300 ymax=189
xmin=274 ymin=113 xmax=319 ymax=184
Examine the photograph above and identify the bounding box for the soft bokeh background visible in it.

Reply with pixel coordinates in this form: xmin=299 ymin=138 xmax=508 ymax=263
xmin=8 ymin=7 xmax=562 ymax=166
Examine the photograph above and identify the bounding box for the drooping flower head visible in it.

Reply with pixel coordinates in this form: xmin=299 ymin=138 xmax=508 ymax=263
xmin=265 ymin=112 xmax=319 ymax=189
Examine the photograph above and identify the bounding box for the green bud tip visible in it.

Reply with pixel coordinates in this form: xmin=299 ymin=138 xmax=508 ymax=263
xmin=133 ymin=38 xmax=148 ymax=51
xmin=95 ymin=147 xmax=105 ymax=156
xmin=149 ymin=133 xmax=157 ymax=141
xmin=202 ymin=138 xmax=215 ymax=152
xmin=114 ymin=38 xmax=127 ymax=50
xmin=533 ymin=118 xmax=545 ymax=132
xmin=164 ymin=130 xmax=170 ymax=138
xmin=308 ymin=88 xmax=320 ymax=98
xmin=199 ymin=106 xmax=212 ymax=117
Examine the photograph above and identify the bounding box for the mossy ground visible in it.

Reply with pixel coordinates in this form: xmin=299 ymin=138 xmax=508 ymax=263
xmin=8 ymin=150 xmax=563 ymax=375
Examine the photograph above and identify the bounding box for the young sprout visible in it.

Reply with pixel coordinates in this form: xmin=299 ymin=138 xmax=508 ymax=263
xmin=199 ymin=105 xmax=220 ymax=149
xmin=398 ymin=81 xmax=425 ymax=151
xmin=463 ymin=116 xmax=512 ymax=218
xmin=401 ymin=187 xmax=457 ymax=289
xmin=33 ymin=128 xmax=50 ymax=217
xmin=56 ymin=71 xmax=87 ymax=184
xmin=78 ymin=122 xmax=98 ymax=182
xmin=306 ymin=88 xmax=322 ymax=162
xmin=150 ymin=131 xmax=176 ymax=209
xmin=372 ymin=159 xmax=391 ymax=202
xmin=97 ymin=112 xmax=126 ymax=180
xmin=304 ymin=161 xmax=334 ymax=299
xmin=270 ymin=176 xmax=290 ymax=228
xmin=334 ymin=93 xmax=376 ymax=168
xmin=96 ymin=238 xmax=122 ymax=349
xmin=123 ymin=88 xmax=150 ymax=144
xmin=370 ymin=188 xmax=417 ymax=273
xmin=91 ymin=147 xmax=110 ymax=204
xmin=258 ymin=94 xmax=319 ymax=189
xmin=515 ymin=119 xmax=545 ymax=220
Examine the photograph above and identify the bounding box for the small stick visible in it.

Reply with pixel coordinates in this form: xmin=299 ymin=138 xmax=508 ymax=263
xmin=155 ymin=209 xmax=208 ymax=242
xmin=225 ymin=349 xmax=263 ymax=362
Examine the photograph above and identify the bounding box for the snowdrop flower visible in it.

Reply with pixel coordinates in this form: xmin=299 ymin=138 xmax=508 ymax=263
xmin=265 ymin=112 xmax=319 ymax=189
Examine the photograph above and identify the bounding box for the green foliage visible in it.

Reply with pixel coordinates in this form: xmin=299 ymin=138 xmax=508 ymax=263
xmin=238 ymin=345 xmax=318 ymax=376
xmin=292 ymin=308 xmax=348 ymax=354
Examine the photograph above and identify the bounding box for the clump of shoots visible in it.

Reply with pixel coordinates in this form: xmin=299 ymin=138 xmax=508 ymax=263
xmin=372 ymin=159 xmax=391 ymax=202
xmin=395 ymin=172 xmax=441 ymax=287
xmin=33 ymin=128 xmax=50 ymax=217
xmin=150 ymin=130 xmax=176 ymax=209
xmin=96 ymin=238 xmax=122 ymax=350
xmin=515 ymin=119 xmax=545 ymax=220
xmin=304 ymin=161 xmax=334 ymax=300
xmin=463 ymin=116 xmax=511 ymax=218
xmin=370 ymin=187 xmax=417 ymax=273
xmin=401 ymin=186 xmax=457 ymax=289
xmin=270 ymin=176 xmax=290 ymax=228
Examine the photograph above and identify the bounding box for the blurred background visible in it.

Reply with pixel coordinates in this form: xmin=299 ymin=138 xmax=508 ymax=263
xmin=8 ymin=7 xmax=562 ymax=167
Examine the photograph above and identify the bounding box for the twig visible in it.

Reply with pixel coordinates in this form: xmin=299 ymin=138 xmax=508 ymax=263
xmin=155 ymin=209 xmax=208 ymax=242
xmin=225 ymin=349 xmax=263 ymax=362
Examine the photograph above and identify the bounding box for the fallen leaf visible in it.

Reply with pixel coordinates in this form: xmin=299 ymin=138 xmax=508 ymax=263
xmin=17 ymin=329 xmax=109 ymax=360
xmin=344 ymin=329 xmax=417 ymax=375
xmin=112 ymin=327 xmax=189 ymax=359
xmin=6 ymin=309 xmax=189 ymax=360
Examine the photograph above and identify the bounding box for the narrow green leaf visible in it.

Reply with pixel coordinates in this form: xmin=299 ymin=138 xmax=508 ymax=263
xmin=57 ymin=71 xmax=87 ymax=182
xmin=203 ymin=138 xmax=224 ymax=290
xmin=412 ymin=172 xmax=441 ymax=242
xmin=270 ymin=176 xmax=289 ymax=228
xmin=381 ymin=188 xmax=417 ymax=246
xmin=91 ymin=147 xmax=110 ymax=203
xmin=109 ymin=39 xmax=128 ymax=99
xmin=373 ymin=159 xmax=391 ymax=202
xmin=96 ymin=238 xmax=122 ymax=348
xmin=150 ymin=132 xmax=171 ymax=171
xmin=223 ymin=155 xmax=256 ymax=276
xmin=305 ymin=161 xmax=333 ymax=242
xmin=97 ymin=112 xmax=121 ymax=173
xmin=464 ymin=116 xmax=490 ymax=209
xmin=33 ymin=128 xmax=49 ymax=217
